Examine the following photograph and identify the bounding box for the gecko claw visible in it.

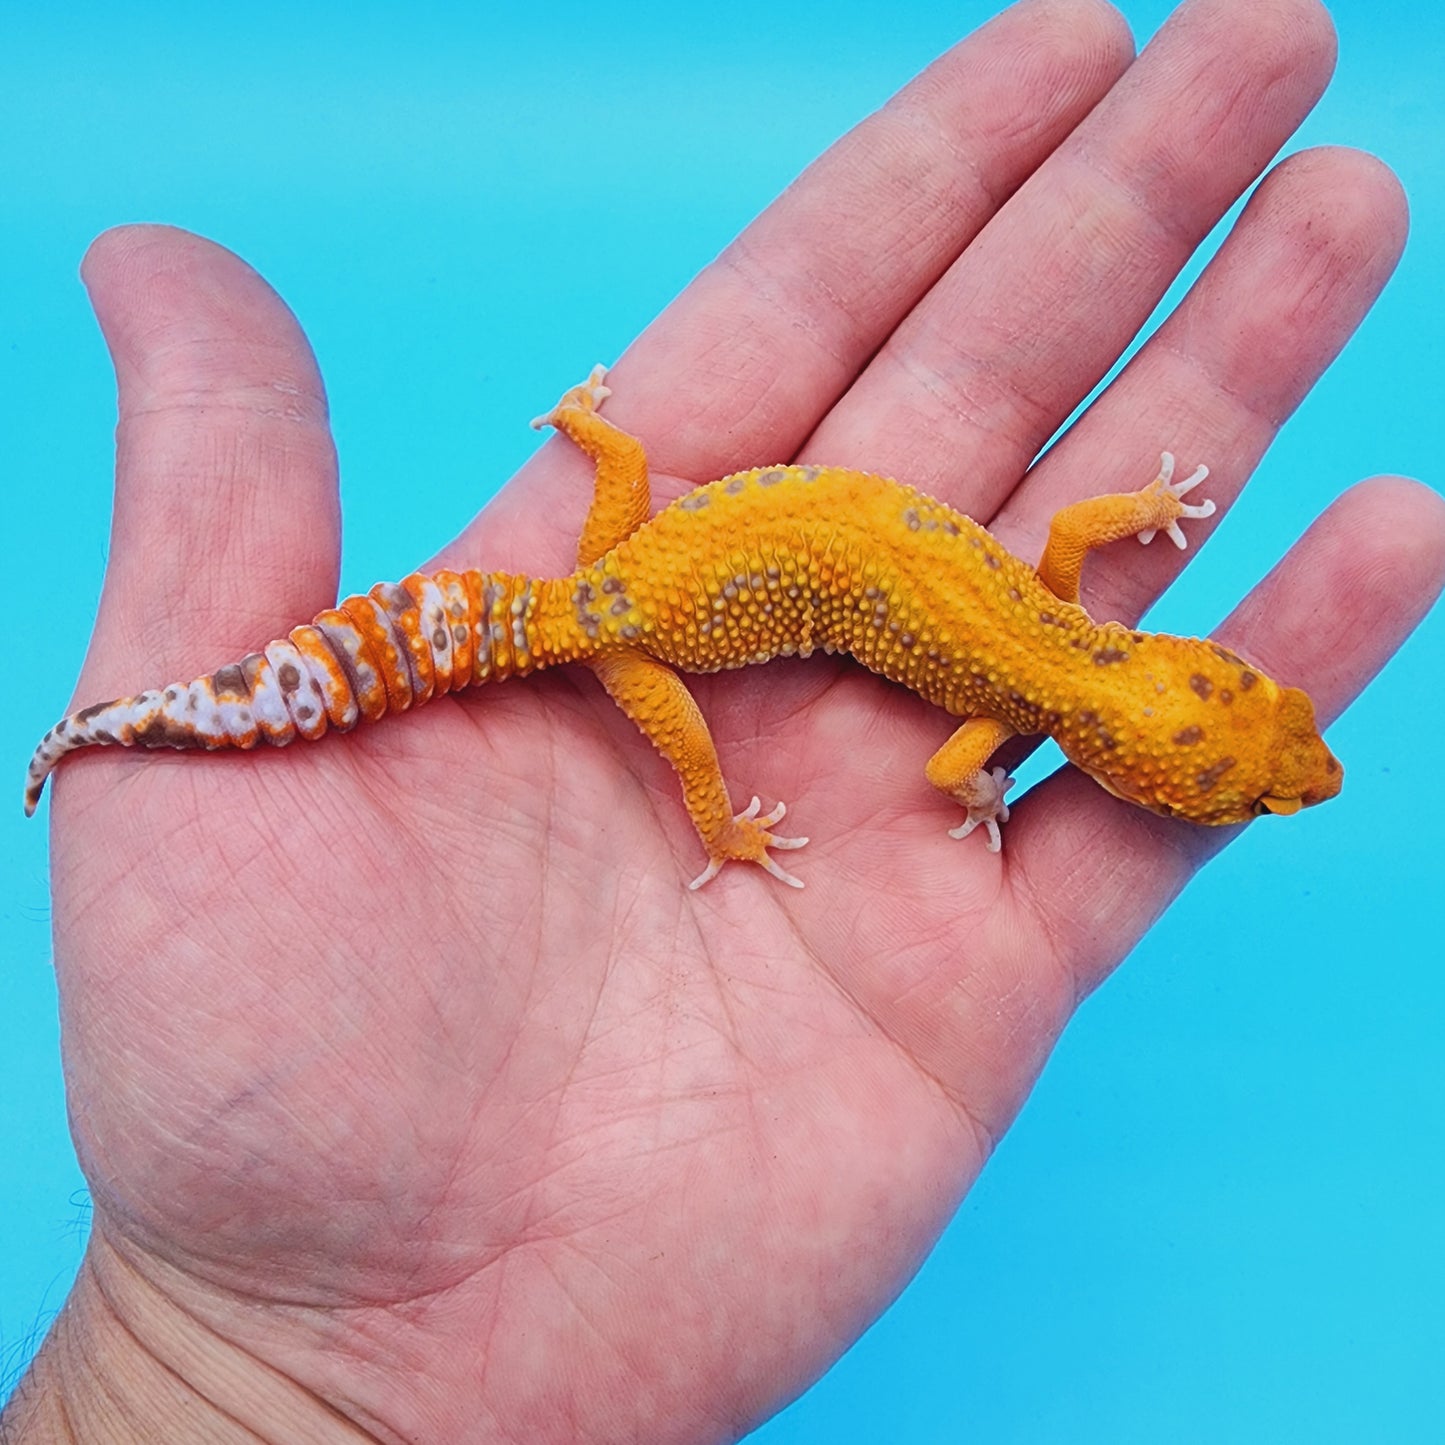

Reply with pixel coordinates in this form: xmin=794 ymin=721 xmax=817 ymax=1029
xmin=760 ymin=856 xmax=805 ymax=889
xmin=688 ymin=796 xmax=809 ymax=889
xmin=530 ymin=365 xmax=612 ymax=431
xmin=688 ymin=859 xmax=724 ymax=890
xmin=947 ymin=766 xmax=1015 ymax=853
xmin=1138 ymin=454 xmax=1214 ymax=547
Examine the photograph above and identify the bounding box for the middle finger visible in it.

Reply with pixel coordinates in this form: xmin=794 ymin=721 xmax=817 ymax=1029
xmin=804 ymin=0 xmax=1337 ymax=507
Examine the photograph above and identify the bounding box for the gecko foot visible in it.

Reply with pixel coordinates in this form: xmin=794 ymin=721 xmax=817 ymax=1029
xmin=947 ymin=766 xmax=1015 ymax=853
xmin=1137 ymin=451 xmax=1215 ymax=548
xmin=530 ymin=364 xmax=611 ymax=431
xmin=688 ymin=796 xmax=809 ymax=891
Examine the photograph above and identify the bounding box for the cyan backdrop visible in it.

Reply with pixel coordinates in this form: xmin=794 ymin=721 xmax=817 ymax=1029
xmin=2 ymin=2 xmax=1441 ymax=1437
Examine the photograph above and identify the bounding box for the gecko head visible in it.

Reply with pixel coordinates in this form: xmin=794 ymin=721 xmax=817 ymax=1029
xmin=1063 ymin=640 xmax=1341 ymax=827
xmin=1141 ymin=644 xmax=1343 ymax=826
xmin=1152 ymin=674 xmax=1341 ymax=826
xmin=1248 ymin=684 xmax=1342 ymax=820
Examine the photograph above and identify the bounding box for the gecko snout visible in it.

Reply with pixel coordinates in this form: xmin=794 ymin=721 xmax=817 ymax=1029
xmin=1253 ymin=688 xmax=1341 ymax=817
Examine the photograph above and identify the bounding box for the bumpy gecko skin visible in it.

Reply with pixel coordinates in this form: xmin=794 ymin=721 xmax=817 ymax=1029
xmin=24 ymin=368 xmax=1342 ymax=887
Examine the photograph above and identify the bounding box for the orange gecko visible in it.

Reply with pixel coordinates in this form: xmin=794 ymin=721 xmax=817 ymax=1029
xmin=24 ymin=368 xmax=1342 ymax=887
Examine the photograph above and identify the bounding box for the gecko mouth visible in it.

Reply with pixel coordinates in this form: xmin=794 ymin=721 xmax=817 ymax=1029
xmin=1253 ymin=794 xmax=1304 ymax=817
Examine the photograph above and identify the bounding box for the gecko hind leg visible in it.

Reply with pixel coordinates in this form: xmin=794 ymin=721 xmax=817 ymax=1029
xmin=531 ymin=366 xmax=653 ymax=566
xmin=591 ymin=648 xmax=809 ymax=890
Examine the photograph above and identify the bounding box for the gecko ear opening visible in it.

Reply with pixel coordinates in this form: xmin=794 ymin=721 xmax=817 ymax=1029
xmin=1257 ymin=794 xmax=1303 ymax=816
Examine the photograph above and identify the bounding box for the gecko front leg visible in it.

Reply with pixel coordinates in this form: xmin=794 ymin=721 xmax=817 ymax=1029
xmin=924 ymin=716 xmax=1017 ymax=852
xmin=1036 ymin=452 xmax=1214 ymax=604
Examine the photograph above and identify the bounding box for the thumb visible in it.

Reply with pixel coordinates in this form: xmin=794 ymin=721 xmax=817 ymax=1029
xmin=74 ymin=224 xmax=340 ymax=706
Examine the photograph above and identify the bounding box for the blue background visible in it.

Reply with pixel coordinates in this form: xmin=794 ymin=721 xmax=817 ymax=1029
xmin=2 ymin=2 xmax=1441 ymax=1437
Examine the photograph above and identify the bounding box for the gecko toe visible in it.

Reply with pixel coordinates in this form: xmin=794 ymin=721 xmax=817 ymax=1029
xmin=947 ymin=766 xmax=1014 ymax=851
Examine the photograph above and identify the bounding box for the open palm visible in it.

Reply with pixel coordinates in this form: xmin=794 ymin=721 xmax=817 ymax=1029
xmin=35 ymin=2 xmax=1445 ymax=1441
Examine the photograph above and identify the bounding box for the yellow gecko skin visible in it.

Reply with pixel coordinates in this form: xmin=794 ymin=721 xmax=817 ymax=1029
xmin=24 ymin=369 xmax=1342 ymax=887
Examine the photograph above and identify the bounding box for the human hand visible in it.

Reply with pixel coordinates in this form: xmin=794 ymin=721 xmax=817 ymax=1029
xmin=11 ymin=1 xmax=1444 ymax=1441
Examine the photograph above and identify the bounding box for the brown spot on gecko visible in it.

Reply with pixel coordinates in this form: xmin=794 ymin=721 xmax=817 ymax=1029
xmin=316 ymin=629 xmax=367 ymax=716
xmin=432 ymin=626 xmax=448 ymax=651
xmin=374 ymin=594 xmax=423 ymax=701
xmin=212 ymin=664 xmax=251 ymax=699
xmin=373 ymin=581 xmax=417 ymax=615
xmin=724 ymin=476 xmax=747 ymax=494
xmin=134 ymin=715 xmax=199 ymax=748
xmin=1189 ymin=673 xmax=1213 ymax=700
xmin=1220 ymin=689 xmax=1234 ymax=705
xmin=1240 ymin=670 xmax=1257 ymax=690
xmin=277 ymin=662 xmax=301 ymax=692
xmin=1173 ymin=725 xmax=1204 ymax=746
xmin=1007 ymin=692 xmax=1046 ymax=729
xmin=984 ymin=553 xmax=1001 ymax=570
xmin=1195 ymin=756 xmax=1237 ymax=793
xmin=1094 ymin=648 xmax=1129 ymax=665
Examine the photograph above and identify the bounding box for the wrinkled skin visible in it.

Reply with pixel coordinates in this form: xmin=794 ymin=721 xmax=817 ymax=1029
xmin=14 ymin=1 xmax=1445 ymax=1441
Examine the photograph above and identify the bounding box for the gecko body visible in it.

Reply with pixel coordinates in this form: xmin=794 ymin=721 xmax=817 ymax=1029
xmin=25 ymin=370 xmax=1342 ymax=886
